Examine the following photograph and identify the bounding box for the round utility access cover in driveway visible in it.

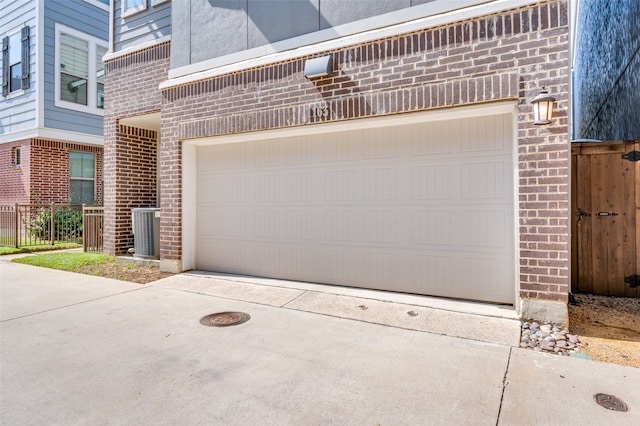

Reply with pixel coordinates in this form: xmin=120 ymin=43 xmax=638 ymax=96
xmin=200 ymin=312 xmax=250 ymax=327
xmin=594 ymin=394 xmax=628 ymax=412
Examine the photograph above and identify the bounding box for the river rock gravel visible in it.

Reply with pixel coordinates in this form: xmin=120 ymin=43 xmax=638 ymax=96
xmin=520 ymin=321 xmax=584 ymax=356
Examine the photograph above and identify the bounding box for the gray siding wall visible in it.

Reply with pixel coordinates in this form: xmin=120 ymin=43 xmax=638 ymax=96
xmin=114 ymin=0 xmax=172 ymax=52
xmin=0 ymin=0 xmax=36 ymax=137
xmin=43 ymin=0 xmax=109 ymax=136
xmin=172 ymin=0 xmax=435 ymax=69
xmin=573 ymin=0 xmax=640 ymax=140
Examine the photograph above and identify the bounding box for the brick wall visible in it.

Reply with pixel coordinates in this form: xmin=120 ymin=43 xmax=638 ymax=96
xmin=106 ymin=1 xmax=571 ymax=304
xmin=106 ymin=125 xmax=159 ymax=253
xmin=0 ymin=139 xmax=103 ymax=205
xmin=0 ymin=140 xmax=31 ymax=204
xmin=103 ymin=42 xmax=169 ymax=254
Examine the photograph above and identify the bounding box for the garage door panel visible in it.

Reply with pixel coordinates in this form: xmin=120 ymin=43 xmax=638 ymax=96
xmin=461 ymin=256 xmax=512 ymax=300
xmin=197 ymin=239 xmax=253 ymax=273
xmin=461 ymin=210 xmax=508 ymax=248
xmin=413 ymin=210 xmax=453 ymax=246
xmin=195 ymin=112 xmax=515 ymax=304
xmin=411 ymin=254 xmax=454 ymax=292
xmin=461 ymin=115 xmax=509 ymax=152
xmin=460 ymin=161 xmax=508 ymax=199
xmin=412 ymin=165 xmax=452 ymax=200
xmin=362 ymin=168 xmax=398 ymax=200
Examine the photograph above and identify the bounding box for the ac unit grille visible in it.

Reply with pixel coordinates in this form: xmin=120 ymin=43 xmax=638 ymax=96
xmin=132 ymin=208 xmax=160 ymax=259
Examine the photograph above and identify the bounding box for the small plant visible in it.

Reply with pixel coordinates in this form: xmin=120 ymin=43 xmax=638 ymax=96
xmin=28 ymin=205 xmax=83 ymax=241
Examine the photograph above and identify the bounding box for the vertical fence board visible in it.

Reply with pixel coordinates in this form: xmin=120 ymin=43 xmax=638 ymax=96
xmin=572 ymin=141 xmax=638 ymax=297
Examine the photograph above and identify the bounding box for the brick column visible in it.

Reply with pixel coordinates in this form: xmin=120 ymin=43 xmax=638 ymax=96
xmin=103 ymin=42 xmax=170 ymax=256
xmin=103 ymin=125 xmax=158 ymax=255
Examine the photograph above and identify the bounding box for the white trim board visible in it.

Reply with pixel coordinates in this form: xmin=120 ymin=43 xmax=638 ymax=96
xmin=36 ymin=0 xmax=44 ymax=129
xmin=108 ymin=0 xmax=115 ymax=53
xmin=0 ymin=127 xmax=104 ymax=146
xmin=83 ymin=0 xmax=110 ymax=12
xmin=103 ymin=35 xmax=171 ymax=61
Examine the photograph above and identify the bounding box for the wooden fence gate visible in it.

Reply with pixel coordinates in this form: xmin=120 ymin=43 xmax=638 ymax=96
xmin=571 ymin=140 xmax=639 ymax=297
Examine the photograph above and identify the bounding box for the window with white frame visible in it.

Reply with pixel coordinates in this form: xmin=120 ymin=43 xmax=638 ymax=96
xmin=7 ymin=33 xmax=21 ymax=92
xmin=122 ymin=0 xmax=147 ymax=17
xmin=55 ymin=24 xmax=107 ymax=115
xmin=70 ymin=152 xmax=95 ymax=204
xmin=82 ymin=0 xmax=110 ymax=12
xmin=151 ymin=0 xmax=170 ymax=5
xmin=96 ymin=45 xmax=106 ymax=109
xmin=2 ymin=26 xmax=30 ymax=96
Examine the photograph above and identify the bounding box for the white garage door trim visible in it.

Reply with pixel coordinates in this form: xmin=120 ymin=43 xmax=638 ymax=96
xmin=182 ymin=101 xmax=519 ymax=304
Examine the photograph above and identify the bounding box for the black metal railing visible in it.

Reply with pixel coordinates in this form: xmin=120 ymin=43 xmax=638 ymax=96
xmin=0 ymin=204 xmax=85 ymax=248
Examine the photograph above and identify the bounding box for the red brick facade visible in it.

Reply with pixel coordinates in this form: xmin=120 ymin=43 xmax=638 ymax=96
xmin=0 ymin=139 xmax=31 ymax=204
xmin=103 ymin=43 xmax=169 ymax=254
xmin=104 ymin=1 xmax=570 ymax=307
xmin=104 ymin=125 xmax=159 ymax=253
xmin=0 ymin=139 xmax=103 ymax=205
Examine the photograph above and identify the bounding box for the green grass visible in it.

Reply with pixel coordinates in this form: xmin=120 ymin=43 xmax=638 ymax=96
xmin=0 ymin=243 xmax=81 ymax=256
xmin=12 ymin=252 xmax=112 ymax=272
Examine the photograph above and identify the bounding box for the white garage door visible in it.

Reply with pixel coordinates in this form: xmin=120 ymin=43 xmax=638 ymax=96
xmin=194 ymin=111 xmax=515 ymax=304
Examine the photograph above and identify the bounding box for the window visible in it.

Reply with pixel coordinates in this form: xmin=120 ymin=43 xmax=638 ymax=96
xmin=70 ymin=152 xmax=95 ymax=204
xmin=122 ymin=0 xmax=147 ymax=17
xmin=2 ymin=26 xmax=30 ymax=97
xmin=8 ymin=33 xmax=21 ymax=92
xmin=60 ymin=34 xmax=89 ymax=106
xmin=55 ymin=24 xmax=107 ymax=114
xmin=12 ymin=147 xmax=21 ymax=166
xmin=97 ymin=46 xmax=106 ymax=109
xmin=151 ymin=0 xmax=170 ymax=5
xmin=82 ymin=0 xmax=110 ymax=12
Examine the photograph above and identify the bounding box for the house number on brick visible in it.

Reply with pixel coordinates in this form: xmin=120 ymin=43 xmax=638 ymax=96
xmin=310 ymin=102 xmax=330 ymax=119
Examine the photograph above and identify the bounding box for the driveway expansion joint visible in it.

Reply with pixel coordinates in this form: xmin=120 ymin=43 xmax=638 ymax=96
xmin=0 ymin=286 xmax=149 ymax=323
xmin=496 ymin=346 xmax=513 ymax=426
xmin=280 ymin=290 xmax=308 ymax=308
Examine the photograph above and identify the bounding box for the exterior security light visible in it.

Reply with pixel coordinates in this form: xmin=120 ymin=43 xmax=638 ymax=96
xmin=531 ymin=88 xmax=556 ymax=125
xmin=304 ymin=55 xmax=333 ymax=79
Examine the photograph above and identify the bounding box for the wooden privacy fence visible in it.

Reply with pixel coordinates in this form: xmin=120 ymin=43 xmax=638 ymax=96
xmin=83 ymin=205 xmax=104 ymax=253
xmin=0 ymin=204 xmax=88 ymax=248
xmin=571 ymin=140 xmax=639 ymax=297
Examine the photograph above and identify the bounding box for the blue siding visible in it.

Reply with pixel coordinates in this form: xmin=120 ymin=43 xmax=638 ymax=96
xmin=0 ymin=0 xmax=36 ymax=137
xmin=43 ymin=0 xmax=109 ymax=136
xmin=114 ymin=0 xmax=172 ymax=52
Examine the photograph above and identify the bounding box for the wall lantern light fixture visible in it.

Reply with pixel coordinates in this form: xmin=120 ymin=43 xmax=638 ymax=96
xmin=304 ymin=55 xmax=333 ymax=79
xmin=531 ymin=87 xmax=556 ymax=125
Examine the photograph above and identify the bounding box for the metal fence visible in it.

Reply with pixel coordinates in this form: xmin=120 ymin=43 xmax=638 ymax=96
xmin=0 ymin=204 xmax=85 ymax=248
xmin=83 ymin=205 xmax=104 ymax=253
xmin=0 ymin=205 xmax=18 ymax=247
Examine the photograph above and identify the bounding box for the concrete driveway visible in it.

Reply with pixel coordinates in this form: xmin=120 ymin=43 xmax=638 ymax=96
xmin=1 ymin=259 xmax=638 ymax=425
